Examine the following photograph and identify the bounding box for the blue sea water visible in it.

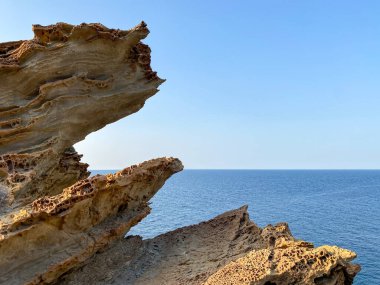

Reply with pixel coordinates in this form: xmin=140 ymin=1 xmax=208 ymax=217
xmin=92 ymin=170 xmax=380 ymax=285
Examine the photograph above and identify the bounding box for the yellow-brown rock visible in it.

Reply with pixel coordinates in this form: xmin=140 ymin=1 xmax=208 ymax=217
xmin=0 ymin=22 xmax=360 ymax=285
xmin=57 ymin=207 xmax=360 ymax=285
xmin=0 ymin=22 xmax=183 ymax=285
xmin=205 ymin=237 xmax=360 ymax=285
xmin=0 ymin=22 xmax=163 ymax=210
xmin=0 ymin=157 xmax=182 ymax=285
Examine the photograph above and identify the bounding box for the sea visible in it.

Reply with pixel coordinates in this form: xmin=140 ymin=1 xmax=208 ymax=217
xmin=92 ymin=170 xmax=380 ymax=285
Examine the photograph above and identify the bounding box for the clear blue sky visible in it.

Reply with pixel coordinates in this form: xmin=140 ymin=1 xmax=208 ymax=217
xmin=1 ymin=1 xmax=380 ymax=169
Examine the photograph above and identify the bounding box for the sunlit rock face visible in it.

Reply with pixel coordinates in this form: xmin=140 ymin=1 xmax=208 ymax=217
xmin=0 ymin=21 xmax=163 ymax=210
xmin=0 ymin=22 xmax=183 ymax=285
xmin=58 ymin=206 xmax=360 ymax=285
xmin=0 ymin=157 xmax=182 ymax=285
xmin=0 ymin=22 xmax=360 ymax=285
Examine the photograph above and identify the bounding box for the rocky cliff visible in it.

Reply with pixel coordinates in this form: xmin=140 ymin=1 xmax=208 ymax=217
xmin=0 ymin=22 xmax=360 ymax=285
xmin=58 ymin=206 xmax=360 ymax=285
xmin=0 ymin=21 xmax=162 ymax=211
xmin=0 ymin=22 xmax=182 ymax=284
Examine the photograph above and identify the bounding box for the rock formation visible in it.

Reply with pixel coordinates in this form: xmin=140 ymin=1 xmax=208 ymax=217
xmin=0 ymin=22 xmax=360 ymax=285
xmin=0 ymin=157 xmax=182 ymax=285
xmin=0 ymin=22 xmax=182 ymax=285
xmin=0 ymin=21 xmax=162 ymax=211
xmin=57 ymin=206 xmax=360 ymax=285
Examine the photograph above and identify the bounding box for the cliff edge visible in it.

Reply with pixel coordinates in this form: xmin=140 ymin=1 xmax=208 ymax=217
xmin=0 ymin=22 xmax=360 ymax=285
xmin=58 ymin=206 xmax=360 ymax=285
xmin=0 ymin=22 xmax=182 ymax=284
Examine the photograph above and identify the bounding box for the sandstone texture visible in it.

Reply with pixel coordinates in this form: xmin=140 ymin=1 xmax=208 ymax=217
xmin=0 ymin=22 xmax=183 ymax=285
xmin=58 ymin=206 xmax=360 ymax=285
xmin=0 ymin=22 xmax=360 ymax=285
xmin=0 ymin=21 xmax=162 ymax=211
xmin=0 ymin=157 xmax=182 ymax=285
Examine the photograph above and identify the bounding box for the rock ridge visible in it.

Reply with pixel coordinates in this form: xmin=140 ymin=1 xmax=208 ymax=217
xmin=0 ymin=21 xmax=164 ymax=211
xmin=0 ymin=21 xmax=360 ymax=285
xmin=0 ymin=157 xmax=183 ymax=285
xmin=57 ymin=206 xmax=360 ymax=285
xmin=0 ymin=21 xmax=181 ymax=284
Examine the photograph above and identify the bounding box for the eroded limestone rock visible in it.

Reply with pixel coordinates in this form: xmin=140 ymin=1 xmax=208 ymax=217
xmin=205 ymin=223 xmax=360 ymax=285
xmin=0 ymin=22 xmax=183 ymax=285
xmin=0 ymin=21 xmax=163 ymax=210
xmin=0 ymin=157 xmax=182 ymax=285
xmin=57 ymin=206 xmax=360 ymax=285
xmin=0 ymin=22 xmax=360 ymax=285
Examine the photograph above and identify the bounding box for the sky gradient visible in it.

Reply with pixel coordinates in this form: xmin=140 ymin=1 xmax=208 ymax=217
xmin=1 ymin=1 xmax=379 ymax=169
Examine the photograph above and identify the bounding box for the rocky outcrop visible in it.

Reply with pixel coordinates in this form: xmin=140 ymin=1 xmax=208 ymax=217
xmin=57 ymin=206 xmax=360 ymax=285
xmin=205 ymin=221 xmax=361 ymax=285
xmin=0 ymin=21 xmax=162 ymax=211
xmin=0 ymin=22 xmax=360 ymax=285
xmin=0 ymin=22 xmax=182 ymax=285
xmin=0 ymin=157 xmax=182 ymax=285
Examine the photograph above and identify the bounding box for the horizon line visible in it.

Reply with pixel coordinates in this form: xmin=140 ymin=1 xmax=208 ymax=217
xmin=89 ymin=168 xmax=380 ymax=171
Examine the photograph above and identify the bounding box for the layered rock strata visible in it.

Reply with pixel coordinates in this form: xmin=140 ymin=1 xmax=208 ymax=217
xmin=0 ymin=22 xmax=181 ymax=284
xmin=0 ymin=22 xmax=360 ymax=285
xmin=0 ymin=21 xmax=162 ymax=211
xmin=57 ymin=206 xmax=360 ymax=285
xmin=0 ymin=157 xmax=182 ymax=285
